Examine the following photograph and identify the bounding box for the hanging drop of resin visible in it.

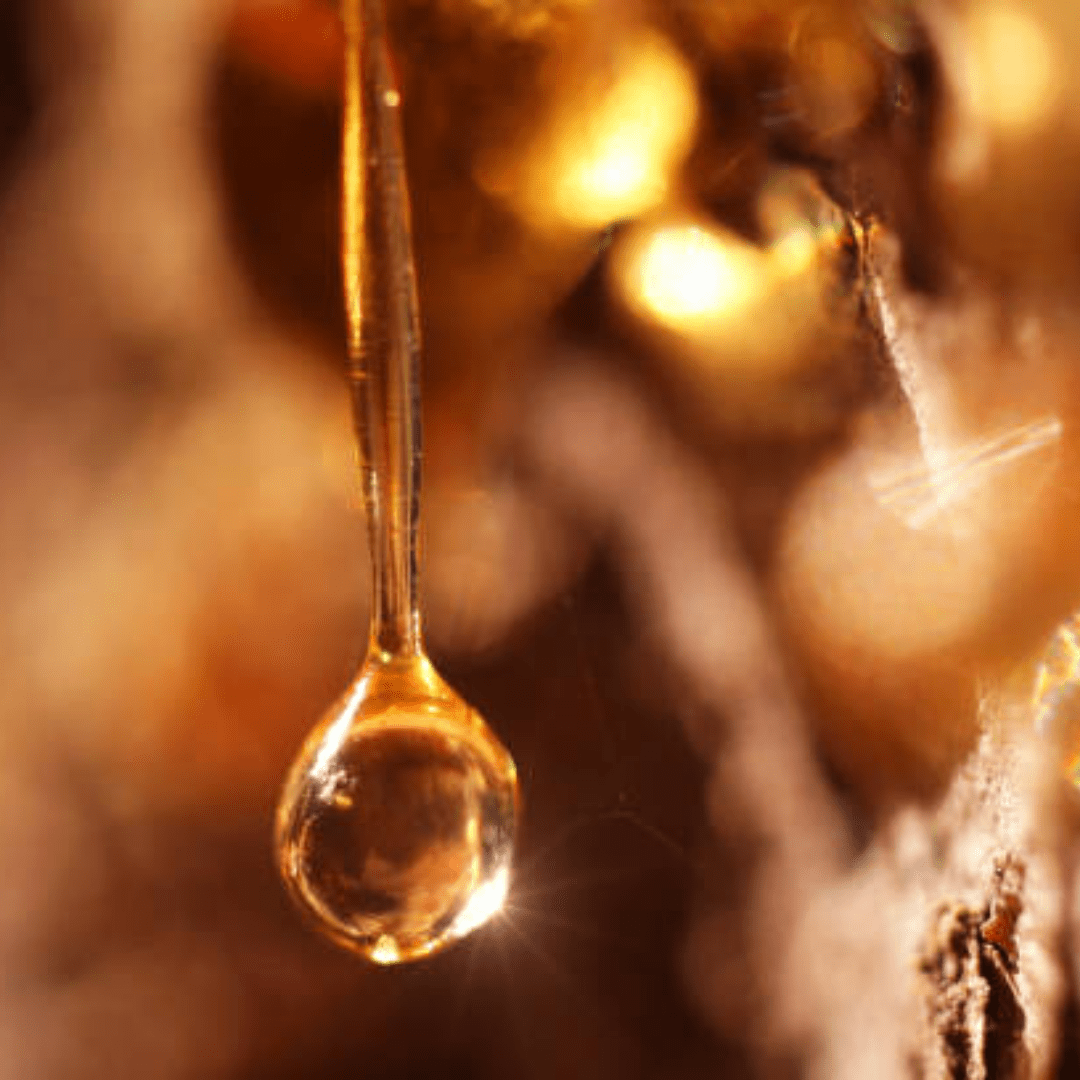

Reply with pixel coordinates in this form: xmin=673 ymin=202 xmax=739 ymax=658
xmin=277 ymin=654 xmax=517 ymax=964
xmin=275 ymin=0 xmax=518 ymax=964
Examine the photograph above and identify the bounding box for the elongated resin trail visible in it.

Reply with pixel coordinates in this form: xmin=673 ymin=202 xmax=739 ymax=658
xmin=343 ymin=0 xmax=423 ymax=660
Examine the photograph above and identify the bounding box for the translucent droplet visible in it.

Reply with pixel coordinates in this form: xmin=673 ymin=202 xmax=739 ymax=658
xmin=275 ymin=0 xmax=520 ymax=964
xmin=276 ymin=655 xmax=518 ymax=963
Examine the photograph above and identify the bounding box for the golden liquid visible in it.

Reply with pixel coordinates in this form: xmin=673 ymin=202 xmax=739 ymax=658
xmin=276 ymin=656 xmax=518 ymax=963
xmin=274 ymin=0 xmax=518 ymax=964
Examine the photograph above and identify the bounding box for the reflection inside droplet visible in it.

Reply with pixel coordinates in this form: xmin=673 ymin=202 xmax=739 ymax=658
xmin=277 ymin=659 xmax=518 ymax=963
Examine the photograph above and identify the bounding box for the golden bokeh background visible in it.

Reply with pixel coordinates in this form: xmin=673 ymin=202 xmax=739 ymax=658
xmin=3 ymin=0 xmax=1080 ymax=1076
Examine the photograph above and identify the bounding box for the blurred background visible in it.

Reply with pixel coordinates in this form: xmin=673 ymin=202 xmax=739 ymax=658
xmin=4 ymin=0 xmax=1080 ymax=1076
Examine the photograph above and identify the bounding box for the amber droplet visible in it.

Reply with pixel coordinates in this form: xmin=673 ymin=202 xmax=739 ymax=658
xmin=277 ymin=655 xmax=518 ymax=963
xmin=275 ymin=0 xmax=519 ymax=963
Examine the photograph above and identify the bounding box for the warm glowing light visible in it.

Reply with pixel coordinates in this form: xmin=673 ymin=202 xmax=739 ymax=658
xmin=770 ymin=225 xmax=820 ymax=279
xmin=611 ymin=187 xmax=847 ymax=381
xmin=626 ymin=224 xmax=765 ymax=327
xmin=370 ymin=935 xmax=402 ymax=966
xmin=484 ymin=32 xmax=698 ymax=231
xmin=608 ymin=174 xmax=855 ymax=434
xmin=450 ymin=865 xmax=510 ymax=939
xmin=549 ymin=35 xmax=697 ymax=228
xmin=966 ymin=3 xmax=1061 ymax=134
